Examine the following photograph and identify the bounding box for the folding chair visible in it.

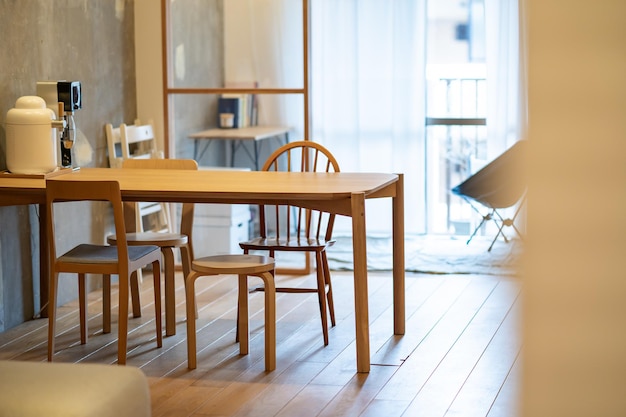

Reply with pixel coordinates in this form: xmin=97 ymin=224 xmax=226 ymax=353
xmin=451 ymin=139 xmax=528 ymax=251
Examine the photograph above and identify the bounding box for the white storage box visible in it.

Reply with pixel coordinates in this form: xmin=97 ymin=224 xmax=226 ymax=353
xmin=192 ymin=203 xmax=250 ymax=257
xmin=189 ymin=167 xmax=252 ymax=256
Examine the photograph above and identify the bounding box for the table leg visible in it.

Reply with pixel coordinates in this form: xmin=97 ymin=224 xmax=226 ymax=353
xmin=254 ymin=142 xmax=259 ymax=170
xmin=39 ymin=203 xmax=49 ymax=318
xmin=351 ymin=192 xmax=370 ymax=373
xmin=162 ymin=247 xmax=177 ymax=336
xmin=195 ymin=140 xmax=214 ymax=162
xmin=393 ymin=174 xmax=405 ymax=335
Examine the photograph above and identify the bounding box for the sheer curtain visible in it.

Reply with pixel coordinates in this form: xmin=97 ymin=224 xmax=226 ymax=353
xmin=223 ymin=0 xmax=305 ymax=133
xmin=485 ymin=0 xmax=525 ymax=156
xmin=310 ymin=0 xmax=523 ymax=236
xmin=310 ymin=0 xmax=428 ymax=235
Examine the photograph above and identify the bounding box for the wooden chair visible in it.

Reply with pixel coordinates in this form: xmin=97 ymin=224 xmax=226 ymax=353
xmin=45 ymin=179 xmax=162 ymax=364
xmin=238 ymin=140 xmax=340 ymax=346
xmin=105 ymin=119 xmax=163 ymax=168
xmin=107 ymin=158 xmax=198 ymax=336
xmin=185 ymin=254 xmax=276 ymax=371
xmin=105 ymin=120 xmax=170 ymax=234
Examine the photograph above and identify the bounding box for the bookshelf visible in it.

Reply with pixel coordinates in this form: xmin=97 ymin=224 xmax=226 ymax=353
xmin=161 ymin=0 xmax=311 ymax=159
xmin=161 ymin=1 xmax=313 ymax=273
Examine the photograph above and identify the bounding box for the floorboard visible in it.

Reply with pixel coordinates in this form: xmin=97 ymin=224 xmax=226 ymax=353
xmin=0 ymin=270 xmax=521 ymax=417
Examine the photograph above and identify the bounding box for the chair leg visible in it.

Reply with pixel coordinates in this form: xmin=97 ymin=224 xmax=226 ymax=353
xmin=489 ymin=217 xmax=521 ymax=252
xmin=103 ymin=274 xmax=111 ymax=334
xmin=321 ymin=251 xmax=336 ymax=327
xmin=496 ymin=203 xmax=526 ymax=243
xmin=238 ymin=274 xmax=249 ymax=355
xmin=511 ymin=222 xmax=525 ymax=241
xmin=130 ymin=270 xmax=142 ymax=318
xmin=151 ymin=261 xmax=163 ymax=348
xmin=162 ymin=247 xmax=177 ymax=336
xmin=180 ymin=245 xmax=191 ymax=280
xmin=180 ymin=245 xmax=198 ymax=319
xmin=78 ymin=273 xmax=88 ymax=345
xmin=235 ymin=248 xmax=250 ymax=344
xmin=315 ymin=252 xmax=330 ymax=346
xmin=488 ymin=218 xmax=509 ymax=252
xmin=117 ymin=273 xmax=130 ymax=365
xmin=466 ymin=210 xmax=492 ymax=245
xmin=258 ymin=271 xmax=276 ymax=372
xmin=185 ymin=271 xmax=201 ymax=369
xmin=47 ymin=272 xmax=59 ymax=362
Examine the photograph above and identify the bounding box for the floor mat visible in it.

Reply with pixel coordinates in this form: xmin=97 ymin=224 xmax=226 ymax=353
xmin=274 ymin=234 xmax=523 ymax=276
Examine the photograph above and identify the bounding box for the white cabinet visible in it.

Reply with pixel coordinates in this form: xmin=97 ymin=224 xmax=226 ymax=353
xmin=192 ymin=203 xmax=250 ymax=257
xmin=191 ymin=167 xmax=251 ymax=257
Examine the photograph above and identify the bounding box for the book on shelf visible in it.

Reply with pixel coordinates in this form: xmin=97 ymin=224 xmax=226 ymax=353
xmin=220 ymin=81 xmax=259 ymax=128
xmin=217 ymin=97 xmax=241 ymax=128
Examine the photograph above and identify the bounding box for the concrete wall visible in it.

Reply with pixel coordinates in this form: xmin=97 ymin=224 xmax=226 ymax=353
xmin=169 ymin=0 xmax=225 ymax=166
xmin=0 ymin=0 xmax=137 ymax=331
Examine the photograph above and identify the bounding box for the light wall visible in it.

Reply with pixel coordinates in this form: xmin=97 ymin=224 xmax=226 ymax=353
xmin=522 ymin=1 xmax=626 ymax=416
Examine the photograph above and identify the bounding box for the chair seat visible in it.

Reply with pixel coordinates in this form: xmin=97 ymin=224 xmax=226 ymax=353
xmin=186 ymin=254 xmax=276 ymax=371
xmin=59 ymin=243 xmax=160 ymax=264
xmin=108 ymin=232 xmax=188 ymax=247
xmin=192 ymin=254 xmax=275 ymax=275
xmin=239 ymin=237 xmax=335 ymax=251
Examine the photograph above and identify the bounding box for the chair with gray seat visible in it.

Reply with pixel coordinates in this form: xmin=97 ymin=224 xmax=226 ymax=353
xmin=46 ymin=179 xmax=162 ymax=364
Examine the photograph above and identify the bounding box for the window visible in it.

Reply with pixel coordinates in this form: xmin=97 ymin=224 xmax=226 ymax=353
xmin=425 ymin=0 xmax=488 ymax=235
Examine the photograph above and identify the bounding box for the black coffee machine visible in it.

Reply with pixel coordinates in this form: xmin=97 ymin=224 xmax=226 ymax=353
xmin=36 ymin=81 xmax=82 ymax=168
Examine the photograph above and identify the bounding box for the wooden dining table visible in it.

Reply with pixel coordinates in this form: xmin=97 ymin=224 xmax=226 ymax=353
xmin=0 ymin=167 xmax=405 ymax=373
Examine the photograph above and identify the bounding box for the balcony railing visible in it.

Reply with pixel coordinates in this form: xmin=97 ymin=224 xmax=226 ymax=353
xmin=426 ymin=77 xmax=488 ymax=235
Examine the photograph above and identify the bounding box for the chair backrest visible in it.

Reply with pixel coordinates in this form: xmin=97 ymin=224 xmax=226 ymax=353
xmin=451 ymin=139 xmax=527 ymax=209
xmin=260 ymin=141 xmax=340 ymax=241
xmin=121 ymin=158 xmax=199 ymax=258
xmin=106 ymin=119 xmax=163 ymax=168
xmin=46 ymin=179 xmax=131 ymax=274
xmin=105 ymin=123 xmax=123 ymax=168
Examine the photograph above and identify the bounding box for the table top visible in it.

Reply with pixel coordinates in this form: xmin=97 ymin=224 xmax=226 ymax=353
xmin=0 ymin=168 xmax=399 ymax=214
xmin=188 ymin=126 xmax=290 ymax=141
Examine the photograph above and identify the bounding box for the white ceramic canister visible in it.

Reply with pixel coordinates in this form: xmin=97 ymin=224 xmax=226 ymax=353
xmin=5 ymin=95 xmax=59 ymax=174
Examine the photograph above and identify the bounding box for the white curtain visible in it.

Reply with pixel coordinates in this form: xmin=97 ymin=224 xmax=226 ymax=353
xmin=485 ymin=0 xmax=524 ymax=156
xmin=310 ymin=0 xmax=428 ymax=235
xmin=223 ymin=0 xmax=305 ymax=132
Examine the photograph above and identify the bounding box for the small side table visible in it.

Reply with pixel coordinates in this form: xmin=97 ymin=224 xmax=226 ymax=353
xmin=189 ymin=126 xmax=290 ymax=170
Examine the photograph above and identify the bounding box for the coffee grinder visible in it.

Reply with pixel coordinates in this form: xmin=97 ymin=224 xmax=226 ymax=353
xmin=36 ymin=81 xmax=82 ymax=168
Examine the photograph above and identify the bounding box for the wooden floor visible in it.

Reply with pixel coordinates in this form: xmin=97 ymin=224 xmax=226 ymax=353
xmin=0 ymin=269 xmax=521 ymax=417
